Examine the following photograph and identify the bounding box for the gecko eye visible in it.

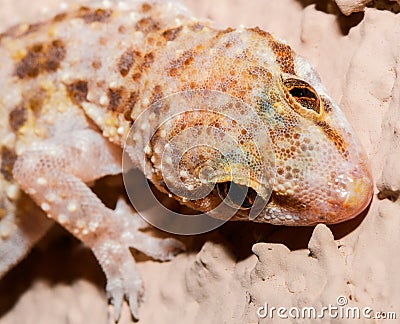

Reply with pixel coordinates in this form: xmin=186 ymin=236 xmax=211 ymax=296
xmin=282 ymin=78 xmax=321 ymax=114
xmin=216 ymin=181 xmax=258 ymax=210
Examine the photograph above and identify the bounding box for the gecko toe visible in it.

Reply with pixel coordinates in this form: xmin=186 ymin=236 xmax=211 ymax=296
xmin=159 ymin=237 xmax=186 ymax=261
xmin=106 ymin=274 xmax=145 ymax=322
xmin=106 ymin=282 xmax=124 ymax=321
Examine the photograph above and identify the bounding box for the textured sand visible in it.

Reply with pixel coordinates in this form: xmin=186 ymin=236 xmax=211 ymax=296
xmin=1 ymin=0 xmax=400 ymax=323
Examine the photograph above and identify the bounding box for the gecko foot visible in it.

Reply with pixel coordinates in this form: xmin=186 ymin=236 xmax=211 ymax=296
xmin=93 ymin=199 xmax=185 ymax=321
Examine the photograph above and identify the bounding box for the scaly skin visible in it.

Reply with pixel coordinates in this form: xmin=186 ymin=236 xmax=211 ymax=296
xmin=0 ymin=0 xmax=373 ymax=319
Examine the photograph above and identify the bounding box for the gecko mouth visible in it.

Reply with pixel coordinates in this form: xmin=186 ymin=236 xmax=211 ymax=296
xmin=216 ymin=181 xmax=267 ymax=211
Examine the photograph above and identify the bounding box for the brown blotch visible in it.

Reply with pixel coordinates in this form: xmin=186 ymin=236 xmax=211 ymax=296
xmin=14 ymin=39 xmax=66 ymax=79
xmin=24 ymin=88 xmax=47 ymax=117
xmin=250 ymin=27 xmax=295 ymax=74
xmin=162 ymin=26 xmax=183 ymax=41
xmin=92 ymin=60 xmax=102 ymax=69
xmin=132 ymin=72 xmax=142 ymax=81
xmin=98 ymin=37 xmax=107 ymax=46
xmin=169 ymin=68 xmax=178 ymax=77
xmin=143 ymin=52 xmax=155 ymax=69
xmin=107 ymin=87 xmax=126 ymax=113
xmin=150 ymin=85 xmax=163 ymax=104
xmin=216 ymin=27 xmax=234 ymax=38
xmin=128 ymin=91 xmax=139 ymax=107
xmin=1 ymin=147 xmax=17 ymax=181
xmin=66 ymin=80 xmax=88 ymax=105
xmin=248 ymin=26 xmax=270 ymax=38
xmin=118 ymin=49 xmax=136 ymax=77
xmin=128 ymin=90 xmax=140 ymax=110
xmin=118 ymin=25 xmax=127 ymax=34
xmin=168 ymin=51 xmax=194 ymax=77
xmin=9 ymin=105 xmax=27 ymax=132
xmin=225 ymin=41 xmax=233 ymax=48
xmin=27 ymin=89 xmax=46 ymax=115
xmin=140 ymin=3 xmax=152 ymax=13
xmin=53 ymin=13 xmax=68 ymax=22
xmin=135 ymin=17 xmax=160 ymax=34
xmin=268 ymin=39 xmax=295 ymax=74
xmin=285 ymin=172 xmax=293 ymax=179
xmin=77 ymin=7 xmax=112 ymax=24
xmin=146 ymin=37 xmax=156 ymax=46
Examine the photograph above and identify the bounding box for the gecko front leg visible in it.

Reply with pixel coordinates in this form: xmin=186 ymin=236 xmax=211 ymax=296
xmin=12 ymin=128 xmax=184 ymax=320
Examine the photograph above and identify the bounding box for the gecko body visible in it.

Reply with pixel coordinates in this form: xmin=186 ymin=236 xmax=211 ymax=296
xmin=0 ymin=0 xmax=373 ymax=320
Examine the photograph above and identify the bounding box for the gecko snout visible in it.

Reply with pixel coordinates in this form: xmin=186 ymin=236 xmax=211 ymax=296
xmin=341 ymin=170 xmax=373 ymax=218
xmin=324 ymin=165 xmax=373 ymax=224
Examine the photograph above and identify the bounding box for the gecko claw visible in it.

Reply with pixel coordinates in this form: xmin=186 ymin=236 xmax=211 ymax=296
xmin=128 ymin=294 xmax=141 ymax=322
xmin=107 ymin=275 xmax=145 ymax=322
xmin=110 ymin=289 xmax=124 ymax=322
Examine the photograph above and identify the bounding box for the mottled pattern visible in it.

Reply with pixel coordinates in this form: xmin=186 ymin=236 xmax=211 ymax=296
xmin=0 ymin=0 xmax=373 ymax=320
xmin=14 ymin=39 xmax=66 ymax=79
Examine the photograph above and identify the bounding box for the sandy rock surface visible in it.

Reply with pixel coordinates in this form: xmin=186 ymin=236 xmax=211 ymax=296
xmin=333 ymin=0 xmax=400 ymax=15
xmin=1 ymin=0 xmax=400 ymax=323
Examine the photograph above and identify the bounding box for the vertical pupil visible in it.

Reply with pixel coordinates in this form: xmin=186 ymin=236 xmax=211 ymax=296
xmin=283 ymin=78 xmax=321 ymax=114
xmin=289 ymin=87 xmax=316 ymax=99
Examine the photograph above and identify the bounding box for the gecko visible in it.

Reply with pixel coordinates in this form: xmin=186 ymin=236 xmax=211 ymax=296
xmin=0 ymin=0 xmax=373 ymax=320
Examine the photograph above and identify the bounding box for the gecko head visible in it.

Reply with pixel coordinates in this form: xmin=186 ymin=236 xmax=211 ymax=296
xmin=197 ymin=30 xmax=373 ymax=226
xmin=225 ymin=50 xmax=374 ymax=225
xmin=126 ymin=30 xmax=373 ymax=227
xmin=131 ymin=78 xmax=372 ymax=227
xmin=184 ymin=58 xmax=371 ymax=225
xmin=187 ymin=31 xmax=374 ymax=226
